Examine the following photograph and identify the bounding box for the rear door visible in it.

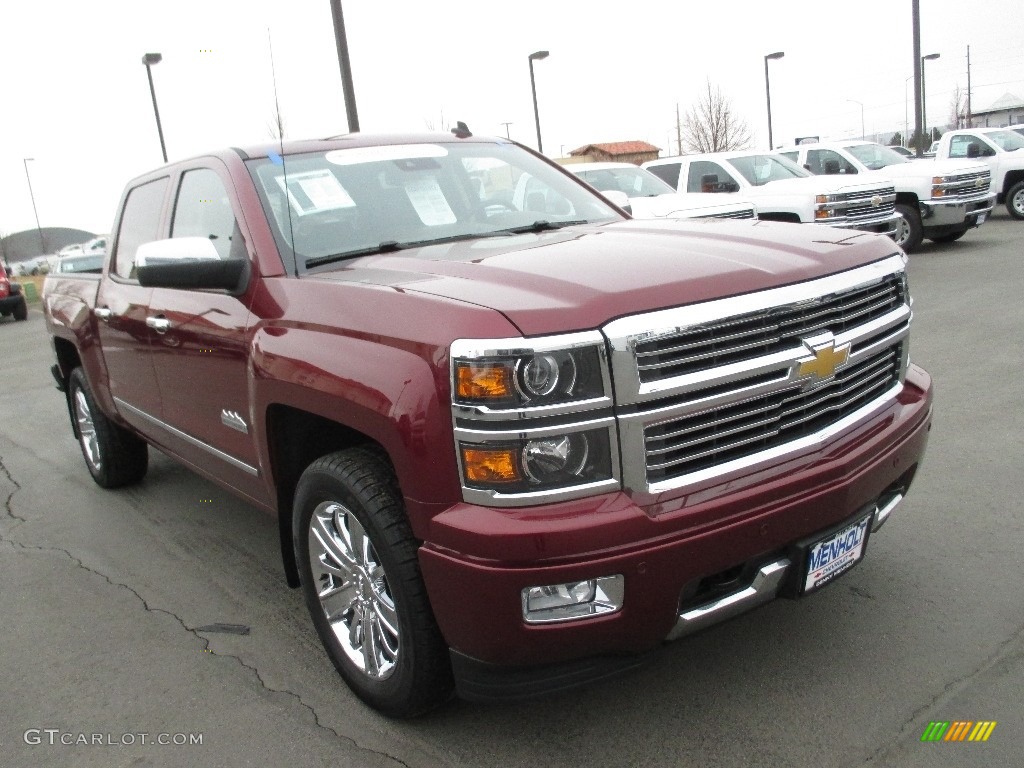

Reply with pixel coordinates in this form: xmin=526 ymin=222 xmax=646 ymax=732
xmin=95 ymin=176 xmax=169 ymax=435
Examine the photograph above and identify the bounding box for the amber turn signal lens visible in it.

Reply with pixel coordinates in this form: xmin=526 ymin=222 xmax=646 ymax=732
xmin=456 ymin=362 xmax=513 ymax=400
xmin=461 ymin=447 xmax=521 ymax=483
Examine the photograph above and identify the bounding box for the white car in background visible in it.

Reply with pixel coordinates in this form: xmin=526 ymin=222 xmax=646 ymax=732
xmin=566 ymin=161 xmax=757 ymax=220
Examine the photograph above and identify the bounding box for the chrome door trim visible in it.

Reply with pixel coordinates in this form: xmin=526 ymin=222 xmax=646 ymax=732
xmin=114 ymin=398 xmax=259 ymax=477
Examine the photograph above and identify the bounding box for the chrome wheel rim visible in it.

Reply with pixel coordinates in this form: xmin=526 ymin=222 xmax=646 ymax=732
xmin=309 ymin=501 xmax=398 ymax=679
xmin=1013 ymin=189 xmax=1024 ymax=216
xmin=894 ymin=213 xmax=911 ymax=246
xmin=74 ymin=389 xmax=102 ymax=472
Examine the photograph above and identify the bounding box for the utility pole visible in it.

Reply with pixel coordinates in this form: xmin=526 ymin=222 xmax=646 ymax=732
xmin=329 ymin=0 xmax=359 ymax=132
xmin=966 ymin=45 xmax=972 ymax=126
xmin=912 ymin=0 xmax=923 ymax=156
xmin=500 ymin=122 xmax=513 ymax=139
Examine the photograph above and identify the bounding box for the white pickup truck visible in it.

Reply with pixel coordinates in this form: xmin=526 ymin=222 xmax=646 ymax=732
xmin=642 ymin=151 xmax=899 ymax=239
xmin=565 ymin=161 xmax=757 ymax=221
xmin=775 ymin=141 xmax=994 ymax=252
xmin=933 ymin=128 xmax=1024 ymax=219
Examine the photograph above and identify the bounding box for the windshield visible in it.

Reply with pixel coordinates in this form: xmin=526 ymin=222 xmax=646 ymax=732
xmin=845 ymin=143 xmax=910 ymax=169
xmin=727 ymin=154 xmax=810 ymax=186
xmin=572 ymin=166 xmax=675 ymax=197
xmin=986 ymin=130 xmax=1024 ymax=152
xmin=246 ymin=141 xmax=620 ymax=271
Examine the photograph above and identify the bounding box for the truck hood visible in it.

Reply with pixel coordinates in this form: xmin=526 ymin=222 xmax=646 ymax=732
xmin=310 ymin=220 xmax=899 ymax=337
xmin=862 ymin=158 xmax=990 ymax=179
xmin=628 ymin=193 xmax=755 ymax=219
xmin=747 ymin=174 xmax=893 ymax=197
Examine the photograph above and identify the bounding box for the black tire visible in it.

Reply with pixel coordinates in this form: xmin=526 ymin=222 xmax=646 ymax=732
xmin=1007 ymin=181 xmax=1024 ymax=220
xmin=929 ymin=229 xmax=968 ymax=244
xmin=294 ymin=447 xmax=452 ymax=717
xmin=894 ymin=203 xmax=923 ymax=253
xmin=13 ymin=298 xmax=27 ymax=321
xmin=68 ymin=367 xmax=148 ymax=488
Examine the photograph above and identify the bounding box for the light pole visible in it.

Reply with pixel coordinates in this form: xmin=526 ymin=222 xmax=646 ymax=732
xmin=528 ymin=50 xmax=549 ymax=154
xmin=904 ymin=76 xmax=914 ymax=146
xmin=141 ymin=52 xmax=168 ymax=163
xmin=764 ymin=51 xmax=784 ymax=149
xmin=847 ymin=99 xmax=865 ymax=139
xmin=22 ymin=158 xmax=46 ymax=256
xmin=329 ymin=0 xmax=359 ymax=133
xmin=500 ymin=121 xmax=513 ymax=139
xmin=921 ymin=52 xmax=940 ymax=146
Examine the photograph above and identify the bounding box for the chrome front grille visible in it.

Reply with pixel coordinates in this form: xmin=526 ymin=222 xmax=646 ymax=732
xmin=829 ymin=186 xmax=897 ymax=221
xmin=937 ymin=170 xmax=991 ymax=199
xmin=603 ymin=254 xmax=912 ymax=503
xmin=644 ymin=345 xmax=900 ymax=482
xmin=635 ymin=270 xmax=906 ymax=384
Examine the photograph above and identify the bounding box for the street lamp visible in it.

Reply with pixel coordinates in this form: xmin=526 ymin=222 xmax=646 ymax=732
xmin=22 ymin=158 xmax=46 ymax=256
xmin=141 ymin=52 xmax=168 ymax=163
xmin=921 ymin=52 xmax=940 ymax=147
xmin=528 ymin=50 xmax=549 ymax=154
xmin=764 ymin=51 xmax=784 ymax=149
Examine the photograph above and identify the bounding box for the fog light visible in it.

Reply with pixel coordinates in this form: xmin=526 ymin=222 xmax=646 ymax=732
xmin=521 ymin=574 xmax=624 ymax=624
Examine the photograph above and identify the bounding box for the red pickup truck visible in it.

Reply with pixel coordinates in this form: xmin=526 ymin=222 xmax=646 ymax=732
xmin=43 ymin=133 xmax=933 ymax=716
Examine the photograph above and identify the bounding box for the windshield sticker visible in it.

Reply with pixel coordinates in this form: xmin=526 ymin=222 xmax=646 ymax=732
xmin=326 ymin=144 xmax=449 ymax=166
xmin=403 ymin=177 xmax=457 ymax=226
xmin=275 ymin=170 xmax=355 ymax=216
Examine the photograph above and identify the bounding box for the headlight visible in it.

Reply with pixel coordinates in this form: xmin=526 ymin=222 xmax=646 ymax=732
xmin=452 ymin=332 xmax=609 ymax=410
xmin=815 ymin=193 xmax=838 ymax=219
xmin=458 ymin=427 xmax=614 ymax=495
xmin=451 ymin=332 xmax=620 ymax=505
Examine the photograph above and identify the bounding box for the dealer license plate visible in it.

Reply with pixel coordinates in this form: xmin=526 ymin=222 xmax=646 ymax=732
xmin=977 ymin=212 xmax=987 ymax=225
xmin=804 ymin=514 xmax=871 ymax=593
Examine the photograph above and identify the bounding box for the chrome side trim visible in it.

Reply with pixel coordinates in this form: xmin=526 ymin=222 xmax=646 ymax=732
xmin=220 ymin=409 xmax=249 ymax=434
xmin=114 ymin=398 xmax=259 ymax=477
xmin=666 ymin=559 xmax=790 ymax=641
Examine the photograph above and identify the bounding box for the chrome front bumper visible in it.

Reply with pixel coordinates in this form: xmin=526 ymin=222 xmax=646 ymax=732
xmin=921 ymin=193 xmax=996 ymax=227
xmin=665 ymin=491 xmax=905 ymax=641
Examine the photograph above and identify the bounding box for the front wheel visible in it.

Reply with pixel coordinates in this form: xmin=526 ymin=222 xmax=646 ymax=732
xmin=929 ymin=229 xmax=968 ymax=243
xmin=1007 ymin=181 xmax=1024 ymax=220
xmin=294 ymin=448 xmax=452 ymax=717
xmin=68 ymin=368 xmax=148 ymax=488
xmin=894 ymin=203 xmax=924 ymax=253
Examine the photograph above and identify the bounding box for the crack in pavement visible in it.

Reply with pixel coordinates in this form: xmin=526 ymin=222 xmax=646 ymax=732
xmin=861 ymin=619 xmax=1024 ymax=764
xmin=0 ymin=454 xmax=28 ymax=525
xmin=0 ymin=535 xmax=412 ymax=768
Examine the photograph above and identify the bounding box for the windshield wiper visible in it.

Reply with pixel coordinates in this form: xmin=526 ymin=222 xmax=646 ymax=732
xmin=498 ymin=219 xmax=588 ymax=235
xmin=305 ymin=241 xmax=403 ymax=268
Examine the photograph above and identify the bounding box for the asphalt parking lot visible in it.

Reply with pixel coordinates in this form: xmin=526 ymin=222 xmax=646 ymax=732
xmin=1 ymin=210 xmax=1021 ymax=767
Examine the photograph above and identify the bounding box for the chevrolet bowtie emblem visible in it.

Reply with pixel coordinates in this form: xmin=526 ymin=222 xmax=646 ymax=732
xmin=798 ymin=341 xmax=851 ymax=380
xmin=871 ymin=195 xmax=883 ymax=207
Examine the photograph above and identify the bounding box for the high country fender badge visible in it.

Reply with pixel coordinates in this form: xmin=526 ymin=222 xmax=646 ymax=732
xmin=796 ymin=338 xmax=851 ymax=383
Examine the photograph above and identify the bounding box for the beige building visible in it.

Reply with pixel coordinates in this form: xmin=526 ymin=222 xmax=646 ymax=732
xmin=561 ymin=141 xmax=661 ymax=166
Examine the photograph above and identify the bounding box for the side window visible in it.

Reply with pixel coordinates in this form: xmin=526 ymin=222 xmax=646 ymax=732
xmin=807 ymin=149 xmax=857 ymax=175
xmin=113 ymin=178 xmax=169 ymax=280
xmin=646 ymin=162 xmax=681 ymax=190
xmin=171 ymin=169 xmax=239 ymax=260
xmin=687 ymin=161 xmax=735 ymax=193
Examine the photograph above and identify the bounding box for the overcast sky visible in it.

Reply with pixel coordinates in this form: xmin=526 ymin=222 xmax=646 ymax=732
xmin=2 ymin=0 xmax=1022 ymax=239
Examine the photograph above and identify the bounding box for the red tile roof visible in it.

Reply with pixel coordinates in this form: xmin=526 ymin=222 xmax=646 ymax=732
xmin=568 ymin=141 xmax=661 ymax=156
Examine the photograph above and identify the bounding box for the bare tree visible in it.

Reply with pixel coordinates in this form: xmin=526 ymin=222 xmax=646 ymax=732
xmin=266 ymin=108 xmax=286 ymax=142
xmin=680 ymin=80 xmax=753 ymax=153
xmin=948 ymin=85 xmax=967 ymax=130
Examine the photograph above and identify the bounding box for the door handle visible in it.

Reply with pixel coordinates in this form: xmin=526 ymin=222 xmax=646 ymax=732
xmin=94 ymin=307 xmax=113 ymax=321
xmin=146 ymin=316 xmax=171 ymax=334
